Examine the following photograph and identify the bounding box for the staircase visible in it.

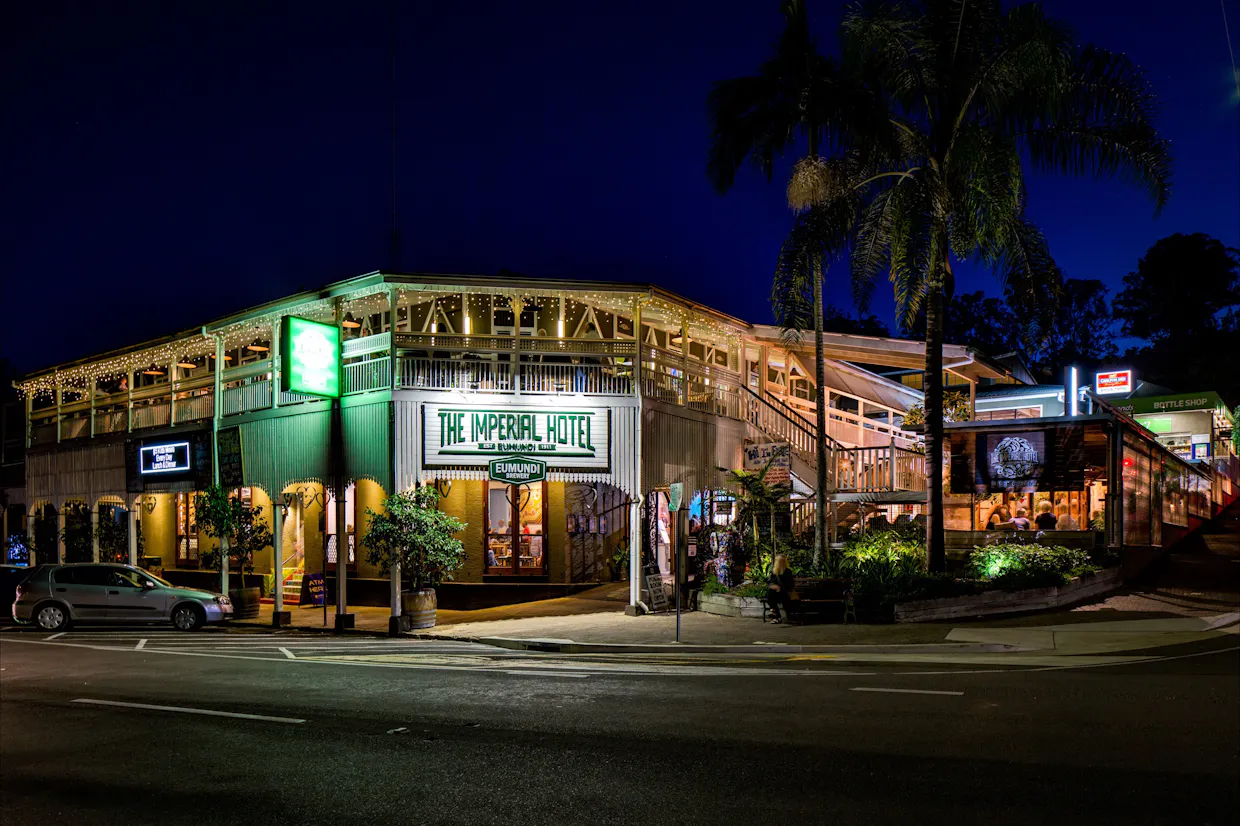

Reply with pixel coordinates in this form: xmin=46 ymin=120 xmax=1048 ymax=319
xmin=742 ymin=385 xmax=840 ymax=483
xmin=743 ymin=385 xmax=926 ymax=504
xmin=281 ymin=570 xmax=304 ymax=605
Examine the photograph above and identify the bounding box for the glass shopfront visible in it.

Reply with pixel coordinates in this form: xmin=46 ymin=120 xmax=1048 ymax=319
xmin=486 ymin=481 xmax=547 ymax=576
xmin=175 ymin=492 xmax=198 ymax=566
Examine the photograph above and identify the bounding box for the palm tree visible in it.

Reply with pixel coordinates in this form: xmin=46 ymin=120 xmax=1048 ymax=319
xmin=708 ymin=0 xmax=884 ymax=569
xmin=841 ymin=0 xmax=1171 ymax=571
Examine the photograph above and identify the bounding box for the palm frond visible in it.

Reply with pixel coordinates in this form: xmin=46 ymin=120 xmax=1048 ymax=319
xmin=1022 ymin=45 xmax=1172 ymax=212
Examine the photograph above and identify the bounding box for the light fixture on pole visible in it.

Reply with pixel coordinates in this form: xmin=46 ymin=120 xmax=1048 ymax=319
xmin=1067 ymin=366 xmax=1079 ymax=417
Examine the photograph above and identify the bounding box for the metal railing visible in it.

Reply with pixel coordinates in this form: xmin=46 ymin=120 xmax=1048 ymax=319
xmin=131 ymin=402 xmax=170 ymax=430
xmin=742 ymin=386 xmax=825 ymax=471
xmin=175 ymin=392 xmax=214 ymax=423
xmin=520 ymin=362 xmax=633 ymax=395
xmin=223 ymin=381 xmax=272 ymax=416
xmin=833 ymin=445 xmax=926 ymax=493
xmin=343 ymin=357 xmax=391 ymax=395
xmin=401 ymin=358 xmax=513 ymax=391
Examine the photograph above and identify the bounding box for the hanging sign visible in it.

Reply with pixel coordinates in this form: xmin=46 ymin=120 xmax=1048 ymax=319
xmin=668 ymin=482 xmax=685 ymax=513
xmin=281 ymin=316 xmax=341 ymax=398
xmin=423 ymin=403 xmax=610 ymax=470
xmin=139 ymin=441 xmax=191 ymax=475
xmin=1094 ymin=370 xmax=1133 ymax=396
xmin=489 ymin=456 xmax=547 ymax=485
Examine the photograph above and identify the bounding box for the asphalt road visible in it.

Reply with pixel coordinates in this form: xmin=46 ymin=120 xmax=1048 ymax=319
xmin=1 ymin=628 xmax=1237 ymax=825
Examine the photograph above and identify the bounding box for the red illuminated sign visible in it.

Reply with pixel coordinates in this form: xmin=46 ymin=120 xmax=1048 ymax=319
xmin=1095 ymin=370 xmax=1133 ymax=396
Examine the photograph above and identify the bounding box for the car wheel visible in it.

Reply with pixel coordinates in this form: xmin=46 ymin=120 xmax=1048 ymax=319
xmin=171 ymin=603 xmax=204 ymax=632
xmin=34 ymin=602 xmax=70 ymax=632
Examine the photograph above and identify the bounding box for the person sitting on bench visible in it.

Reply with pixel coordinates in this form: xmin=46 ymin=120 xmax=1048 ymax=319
xmin=766 ymin=554 xmax=795 ymax=623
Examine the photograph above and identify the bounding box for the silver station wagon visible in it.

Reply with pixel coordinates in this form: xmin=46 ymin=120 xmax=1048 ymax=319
xmin=12 ymin=564 xmax=233 ymax=632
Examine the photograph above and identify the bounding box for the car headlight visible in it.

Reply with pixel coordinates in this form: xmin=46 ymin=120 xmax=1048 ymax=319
xmin=213 ymin=596 xmax=231 ymax=605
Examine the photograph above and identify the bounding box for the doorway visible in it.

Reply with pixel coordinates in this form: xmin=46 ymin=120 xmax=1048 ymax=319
xmin=485 ymin=481 xmax=547 ymax=576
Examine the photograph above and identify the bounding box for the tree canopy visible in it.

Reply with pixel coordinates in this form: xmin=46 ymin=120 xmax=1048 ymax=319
xmin=1115 ymin=233 xmax=1240 ymax=404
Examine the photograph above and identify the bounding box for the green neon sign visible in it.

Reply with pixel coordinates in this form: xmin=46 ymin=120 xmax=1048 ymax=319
xmin=281 ymin=316 xmax=340 ymax=398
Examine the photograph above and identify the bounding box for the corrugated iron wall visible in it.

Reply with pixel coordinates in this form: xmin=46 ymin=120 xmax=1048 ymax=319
xmin=642 ymin=400 xmax=743 ymax=492
xmin=342 ymin=401 xmax=393 ymax=492
xmin=237 ymin=409 xmax=330 ymax=496
xmin=26 ymin=442 xmax=127 ymax=507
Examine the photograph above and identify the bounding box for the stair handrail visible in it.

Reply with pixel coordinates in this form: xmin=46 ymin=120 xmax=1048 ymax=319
xmin=741 ymin=385 xmax=846 ymax=452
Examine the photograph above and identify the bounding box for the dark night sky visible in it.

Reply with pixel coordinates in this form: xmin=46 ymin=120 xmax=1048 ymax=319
xmin=2 ymin=0 xmax=1237 ymax=375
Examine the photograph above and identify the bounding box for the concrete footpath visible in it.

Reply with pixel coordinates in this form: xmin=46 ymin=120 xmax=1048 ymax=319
xmin=233 ymin=508 xmax=1240 ymax=656
xmin=233 ymin=588 xmax=1239 ymax=656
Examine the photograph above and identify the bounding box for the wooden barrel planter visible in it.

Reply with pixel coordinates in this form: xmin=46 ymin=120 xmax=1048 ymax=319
xmin=229 ymin=586 xmax=262 ymax=619
xmin=401 ymin=589 xmax=437 ymax=629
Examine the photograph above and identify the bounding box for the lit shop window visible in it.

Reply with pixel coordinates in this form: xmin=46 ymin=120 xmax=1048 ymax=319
xmin=486 ymin=481 xmax=546 ymax=575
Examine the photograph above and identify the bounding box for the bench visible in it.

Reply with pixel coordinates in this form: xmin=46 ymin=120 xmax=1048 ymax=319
xmin=762 ymin=577 xmax=855 ymax=624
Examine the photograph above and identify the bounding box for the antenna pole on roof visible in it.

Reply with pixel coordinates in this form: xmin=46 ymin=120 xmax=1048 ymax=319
xmin=389 ymin=0 xmax=400 ymax=272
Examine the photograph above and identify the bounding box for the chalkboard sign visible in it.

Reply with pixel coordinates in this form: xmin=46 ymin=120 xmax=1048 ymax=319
xmin=644 ymin=574 xmax=668 ymax=612
xmin=217 ymin=427 xmax=245 ymax=488
xmin=300 ymin=573 xmax=326 ymax=607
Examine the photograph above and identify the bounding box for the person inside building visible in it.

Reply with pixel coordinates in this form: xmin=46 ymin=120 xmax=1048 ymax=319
xmin=1055 ymin=505 xmax=1080 ymax=530
xmin=765 ymin=553 xmax=796 ymax=624
xmin=1012 ymin=508 xmax=1032 ymax=530
xmin=1034 ymin=501 xmax=1057 ymax=531
xmin=986 ymin=504 xmax=1013 ymax=530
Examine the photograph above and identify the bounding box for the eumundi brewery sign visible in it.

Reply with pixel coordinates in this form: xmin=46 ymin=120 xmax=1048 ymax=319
xmin=423 ymin=403 xmax=610 ymax=470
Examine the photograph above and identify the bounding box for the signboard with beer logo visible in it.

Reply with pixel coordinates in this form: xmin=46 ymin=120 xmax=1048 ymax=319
xmin=423 ymin=403 xmax=610 ymax=470
xmin=489 ymin=456 xmax=548 ymax=485
xmin=281 ymin=316 xmax=341 ymax=398
xmin=1094 ymin=369 xmax=1133 ymax=396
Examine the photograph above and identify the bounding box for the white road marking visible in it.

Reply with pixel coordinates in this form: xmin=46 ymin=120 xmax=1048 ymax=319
xmin=135 ymin=639 xmax=146 ymax=650
xmin=46 ymin=632 xmax=66 ymax=640
xmin=279 ymin=647 xmax=296 ymax=659
xmin=503 ymin=670 xmax=590 ymax=678
xmin=1030 ymin=644 xmax=1240 ymax=672
xmin=71 ymin=698 xmax=306 ymax=723
xmin=386 ymin=726 xmax=409 ymax=734
xmin=850 ymin=687 xmax=965 ymax=696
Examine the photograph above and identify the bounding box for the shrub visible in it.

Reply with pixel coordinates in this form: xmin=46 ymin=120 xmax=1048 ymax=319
xmin=968 ymin=543 xmax=1094 ymax=591
xmin=702 ymin=573 xmax=727 ymax=596
xmin=836 ymin=529 xmax=927 ymax=620
xmin=363 ymin=486 xmax=467 ymax=591
xmin=729 ymin=581 xmax=768 ymax=599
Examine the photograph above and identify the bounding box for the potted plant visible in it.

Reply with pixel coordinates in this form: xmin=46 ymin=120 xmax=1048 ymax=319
xmin=362 ymin=486 xmax=466 ymax=630
xmin=196 ymin=485 xmax=273 ymax=619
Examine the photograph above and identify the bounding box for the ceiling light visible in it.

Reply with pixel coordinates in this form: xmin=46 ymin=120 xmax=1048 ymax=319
xmin=342 ymin=313 xmax=361 ymax=329
xmin=246 ymin=342 xmax=270 ymax=352
xmin=142 ymin=369 xmax=165 ymax=376
xmin=177 ymin=362 xmax=197 ymax=370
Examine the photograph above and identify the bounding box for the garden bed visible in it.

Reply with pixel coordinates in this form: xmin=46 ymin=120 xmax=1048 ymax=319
xmin=893 ymin=566 xmax=1122 ymax=623
xmin=699 ymin=592 xmax=766 ymax=619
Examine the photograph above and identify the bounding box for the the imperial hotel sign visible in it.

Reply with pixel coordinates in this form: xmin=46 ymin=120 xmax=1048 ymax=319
xmin=423 ymin=403 xmax=611 ymax=470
